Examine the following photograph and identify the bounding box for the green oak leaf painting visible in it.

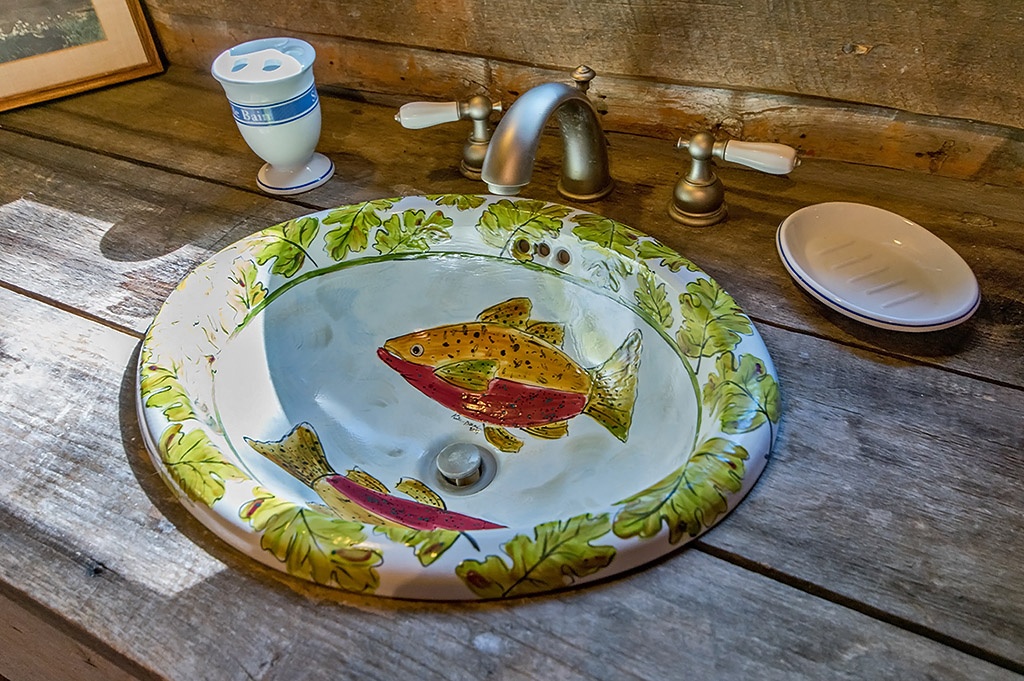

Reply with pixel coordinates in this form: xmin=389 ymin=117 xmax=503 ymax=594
xmin=428 ymin=194 xmax=486 ymax=210
xmin=253 ymin=216 xmax=320 ymax=277
xmin=637 ymin=240 xmax=700 ymax=273
xmin=457 ymin=514 xmax=616 ymax=598
xmin=241 ymin=487 xmax=382 ymax=592
xmin=613 ymin=437 xmax=749 ymax=543
xmin=635 ymin=268 xmax=674 ymax=330
xmin=139 ymin=354 xmax=196 ymax=423
xmin=571 ymin=213 xmax=643 ymax=258
xmin=157 ymin=424 xmax=247 ymax=506
xmin=323 ymin=198 xmax=395 ymax=260
xmin=704 ymin=352 xmax=781 ymax=436
xmin=374 ymin=209 xmax=454 ymax=255
xmin=477 ymin=198 xmax=572 ymax=257
xmin=677 ymin=277 xmax=753 ymax=367
xmin=379 ymin=526 xmax=462 ymax=567
xmin=226 ymin=258 xmax=268 ymax=316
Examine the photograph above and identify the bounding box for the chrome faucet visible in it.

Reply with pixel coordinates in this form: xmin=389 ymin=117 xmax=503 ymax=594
xmin=481 ymin=67 xmax=613 ymax=202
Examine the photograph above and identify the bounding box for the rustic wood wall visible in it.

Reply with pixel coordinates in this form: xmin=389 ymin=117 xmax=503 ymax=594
xmin=142 ymin=0 xmax=1024 ymax=186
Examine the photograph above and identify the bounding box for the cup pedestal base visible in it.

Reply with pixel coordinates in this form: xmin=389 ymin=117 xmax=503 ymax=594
xmin=256 ymin=153 xmax=334 ymax=195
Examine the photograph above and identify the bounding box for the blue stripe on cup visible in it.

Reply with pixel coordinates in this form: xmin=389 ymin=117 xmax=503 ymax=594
xmin=229 ymin=84 xmax=319 ymax=126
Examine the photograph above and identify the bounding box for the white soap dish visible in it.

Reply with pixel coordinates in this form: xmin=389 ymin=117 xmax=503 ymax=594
xmin=777 ymin=202 xmax=980 ymax=332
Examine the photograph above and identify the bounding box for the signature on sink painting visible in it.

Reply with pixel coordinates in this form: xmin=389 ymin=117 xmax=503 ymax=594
xmin=377 ymin=297 xmax=643 ymax=453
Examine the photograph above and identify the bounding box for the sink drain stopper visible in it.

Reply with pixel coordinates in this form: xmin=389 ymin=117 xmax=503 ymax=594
xmin=436 ymin=442 xmax=483 ymax=486
xmin=431 ymin=442 xmax=497 ymax=494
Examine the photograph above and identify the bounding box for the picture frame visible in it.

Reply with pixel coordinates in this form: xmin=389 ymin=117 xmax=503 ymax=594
xmin=0 ymin=0 xmax=163 ymax=112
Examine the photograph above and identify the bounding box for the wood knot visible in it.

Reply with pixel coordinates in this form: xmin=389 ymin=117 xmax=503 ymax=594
xmin=842 ymin=43 xmax=875 ymax=55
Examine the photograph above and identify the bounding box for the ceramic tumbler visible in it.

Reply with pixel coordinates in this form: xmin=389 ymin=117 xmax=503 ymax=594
xmin=212 ymin=37 xmax=334 ymax=195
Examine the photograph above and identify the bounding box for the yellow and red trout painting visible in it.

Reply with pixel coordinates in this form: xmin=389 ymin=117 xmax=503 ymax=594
xmin=377 ymin=297 xmax=643 ymax=453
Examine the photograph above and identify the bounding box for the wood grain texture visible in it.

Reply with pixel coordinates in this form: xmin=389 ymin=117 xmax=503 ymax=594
xmin=2 ymin=72 xmax=1024 ymax=677
xmin=141 ymin=14 xmax=1024 ymax=187
xmin=147 ymin=10 xmax=491 ymax=101
xmin=729 ymin=323 xmax=1024 ymax=663
xmin=0 ymin=590 xmax=146 ymax=681
xmin=0 ymin=133 xmax=301 ymax=334
xmin=0 ymin=290 xmax=1016 ymax=679
xmin=141 ymin=0 xmax=1024 ymax=131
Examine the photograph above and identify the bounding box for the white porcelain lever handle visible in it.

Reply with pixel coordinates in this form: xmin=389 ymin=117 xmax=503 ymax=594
xmin=395 ymin=97 xmax=502 ymax=181
xmin=719 ymin=140 xmax=800 ymax=174
xmin=395 ymin=101 xmax=461 ymax=129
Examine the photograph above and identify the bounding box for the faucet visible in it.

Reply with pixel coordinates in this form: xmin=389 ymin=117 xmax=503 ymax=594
xmin=481 ymin=67 xmax=613 ymax=202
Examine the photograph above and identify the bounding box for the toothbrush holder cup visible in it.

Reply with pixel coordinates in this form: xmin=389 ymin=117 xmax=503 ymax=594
xmin=211 ymin=37 xmax=334 ymax=195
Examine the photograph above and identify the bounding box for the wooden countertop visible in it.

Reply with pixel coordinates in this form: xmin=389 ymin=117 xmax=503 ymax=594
xmin=0 ymin=66 xmax=1022 ymax=680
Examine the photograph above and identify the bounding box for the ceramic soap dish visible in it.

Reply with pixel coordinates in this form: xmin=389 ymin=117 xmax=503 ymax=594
xmin=777 ymin=202 xmax=980 ymax=332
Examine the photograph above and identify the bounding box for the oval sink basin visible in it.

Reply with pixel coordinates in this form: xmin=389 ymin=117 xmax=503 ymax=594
xmin=137 ymin=195 xmax=780 ymax=599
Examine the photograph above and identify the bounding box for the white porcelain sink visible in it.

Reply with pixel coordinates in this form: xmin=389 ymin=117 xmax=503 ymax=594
xmin=137 ymin=195 xmax=779 ymax=599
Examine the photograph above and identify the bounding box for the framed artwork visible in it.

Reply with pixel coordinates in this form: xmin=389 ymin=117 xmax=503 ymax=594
xmin=0 ymin=0 xmax=162 ymax=112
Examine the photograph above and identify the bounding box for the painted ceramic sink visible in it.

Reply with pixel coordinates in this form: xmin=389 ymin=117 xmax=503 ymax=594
xmin=137 ymin=195 xmax=780 ymax=600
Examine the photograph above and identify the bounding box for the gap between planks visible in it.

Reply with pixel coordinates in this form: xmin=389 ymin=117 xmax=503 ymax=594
xmin=694 ymin=541 xmax=1024 ymax=677
xmin=0 ymin=122 xmax=326 ymax=215
xmin=0 ymin=280 xmax=141 ymax=340
xmin=749 ymin=315 xmax=1024 ymax=395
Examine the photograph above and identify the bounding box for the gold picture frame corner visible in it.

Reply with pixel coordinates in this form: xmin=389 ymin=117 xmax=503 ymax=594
xmin=0 ymin=0 xmax=164 ymax=113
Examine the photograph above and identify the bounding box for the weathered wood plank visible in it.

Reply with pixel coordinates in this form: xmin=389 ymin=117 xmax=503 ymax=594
xmin=716 ymin=322 xmax=1024 ymax=665
xmin=142 ymin=0 xmax=1024 ymax=131
xmin=135 ymin=20 xmax=1024 ymax=187
xmin=0 ymin=132 xmax=304 ymax=334
xmin=0 ymin=589 xmax=146 ymax=681
xmin=1 ymin=71 xmax=1021 ymax=390
xmin=145 ymin=10 xmax=491 ymax=102
xmin=2 ymin=120 xmax=1024 ymax=671
xmin=0 ymin=285 xmax=1019 ymax=679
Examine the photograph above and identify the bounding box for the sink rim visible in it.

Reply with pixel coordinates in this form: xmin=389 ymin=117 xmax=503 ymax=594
xmin=137 ymin=194 xmax=780 ymax=600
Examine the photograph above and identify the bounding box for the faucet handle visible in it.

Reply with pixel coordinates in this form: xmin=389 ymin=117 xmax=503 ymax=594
xmin=394 ymin=101 xmax=462 ymax=129
xmin=717 ymin=140 xmax=800 ymax=174
xmin=395 ymin=97 xmax=502 ymax=129
xmin=395 ymin=96 xmax=502 ymax=180
xmin=669 ymin=132 xmax=800 ymax=227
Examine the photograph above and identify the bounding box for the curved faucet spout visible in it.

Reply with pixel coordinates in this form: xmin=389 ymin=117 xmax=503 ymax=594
xmin=481 ymin=82 xmax=613 ymax=202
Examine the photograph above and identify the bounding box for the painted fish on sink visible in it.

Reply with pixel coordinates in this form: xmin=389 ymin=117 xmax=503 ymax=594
xmin=245 ymin=422 xmax=505 ymax=531
xmin=377 ymin=297 xmax=642 ymax=453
